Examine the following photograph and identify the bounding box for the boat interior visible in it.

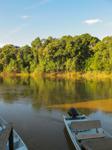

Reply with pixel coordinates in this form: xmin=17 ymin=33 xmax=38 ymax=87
xmin=70 ymin=120 xmax=112 ymax=150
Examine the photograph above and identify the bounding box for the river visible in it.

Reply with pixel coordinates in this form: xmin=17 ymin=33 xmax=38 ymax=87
xmin=0 ymin=77 xmax=112 ymax=150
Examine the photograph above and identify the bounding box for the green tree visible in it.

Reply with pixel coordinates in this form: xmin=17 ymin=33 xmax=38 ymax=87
xmin=17 ymin=45 xmax=34 ymax=73
xmin=86 ymin=36 xmax=112 ymax=71
xmin=31 ymin=37 xmax=42 ymax=64
xmin=0 ymin=44 xmax=18 ymax=72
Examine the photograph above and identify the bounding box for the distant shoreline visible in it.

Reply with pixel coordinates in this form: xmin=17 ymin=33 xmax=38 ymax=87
xmin=0 ymin=71 xmax=112 ymax=80
xmin=37 ymin=71 xmax=112 ymax=80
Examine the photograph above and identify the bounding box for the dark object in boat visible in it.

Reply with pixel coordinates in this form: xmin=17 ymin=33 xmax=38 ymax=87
xmin=68 ymin=108 xmax=79 ymax=118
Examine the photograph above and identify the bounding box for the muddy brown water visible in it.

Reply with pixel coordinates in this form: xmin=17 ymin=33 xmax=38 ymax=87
xmin=0 ymin=77 xmax=112 ymax=150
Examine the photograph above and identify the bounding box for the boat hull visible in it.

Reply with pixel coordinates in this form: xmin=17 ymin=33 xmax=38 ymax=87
xmin=0 ymin=117 xmax=28 ymax=150
xmin=64 ymin=115 xmax=112 ymax=150
xmin=64 ymin=115 xmax=87 ymax=150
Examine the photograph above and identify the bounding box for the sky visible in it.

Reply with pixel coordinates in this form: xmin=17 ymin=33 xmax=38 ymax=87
xmin=0 ymin=0 xmax=112 ymax=46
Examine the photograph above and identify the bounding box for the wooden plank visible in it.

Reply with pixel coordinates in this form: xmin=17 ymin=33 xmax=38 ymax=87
xmin=76 ymin=133 xmax=105 ymax=140
xmin=81 ymin=138 xmax=112 ymax=150
xmin=71 ymin=120 xmax=101 ymax=131
xmin=0 ymin=124 xmax=12 ymax=150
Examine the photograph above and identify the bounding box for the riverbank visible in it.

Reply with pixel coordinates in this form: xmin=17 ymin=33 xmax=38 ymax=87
xmin=32 ymin=71 xmax=112 ymax=80
xmin=1 ymin=71 xmax=112 ymax=80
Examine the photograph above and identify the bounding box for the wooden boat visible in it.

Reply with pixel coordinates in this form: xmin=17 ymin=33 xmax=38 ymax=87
xmin=0 ymin=116 xmax=28 ymax=150
xmin=64 ymin=108 xmax=112 ymax=150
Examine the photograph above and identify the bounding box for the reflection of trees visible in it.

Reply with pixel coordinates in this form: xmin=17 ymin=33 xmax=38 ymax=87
xmin=0 ymin=76 xmax=31 ymax=103
xmin=0 ymin=77 xmax=112 ymax=110
xmin=83 ymin=79 xmax=112 ymax=100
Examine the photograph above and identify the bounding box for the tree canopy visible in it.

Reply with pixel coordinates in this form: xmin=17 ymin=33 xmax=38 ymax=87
xmin=1 ymin=33 xmax=112 ymax=73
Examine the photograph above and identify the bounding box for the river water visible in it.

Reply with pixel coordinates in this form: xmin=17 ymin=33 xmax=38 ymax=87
xmin=0 ymin=77 xmax=112 ymax=150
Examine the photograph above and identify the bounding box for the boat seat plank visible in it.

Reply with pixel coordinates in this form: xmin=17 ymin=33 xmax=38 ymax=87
xmin=0 ymin=124 xmax=12 ymax=150
xmin=71 ymin=120 xmax=101 ymax=131
xmin=76 ymin=133 xmax=105 ymax=140
xmin=81 ymin=138 xmax=112 ymax=150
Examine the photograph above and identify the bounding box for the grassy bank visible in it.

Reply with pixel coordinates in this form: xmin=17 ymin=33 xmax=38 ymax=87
xmin=0 ymin=72 xmax=30 ymax=77
xmin=1 ymin=71 xmax=112 ymax=80
xmin=32 ymin=71 xmax=112 ymax=80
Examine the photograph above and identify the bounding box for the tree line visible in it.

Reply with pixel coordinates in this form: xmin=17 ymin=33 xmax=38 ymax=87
xmin=0 ymin=33 xmax=112 ymax=73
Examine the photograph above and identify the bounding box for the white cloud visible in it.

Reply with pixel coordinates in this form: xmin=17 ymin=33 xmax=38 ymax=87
xmin=2 ymin=24 xmax=27 ymax=40
xmin=84 ymin=19 xmax=103 ymax=25
xmin=10 ymin=26 xmax=24 ymax=34
xmin=21 ymin=15 xmax=31 ymax=20
xmin=9 ymin=24 xmax=28 ymax=35
xmin=39 ymin=0 xmax=50 ymax=5
xmin=25 ymin=0 xmax=50 ymax=10
xmin=0 ymin=24 xmax=28 ymax=47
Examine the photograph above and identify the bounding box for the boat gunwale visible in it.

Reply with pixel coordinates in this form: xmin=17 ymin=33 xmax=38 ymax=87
xmin=64 ymin=115 xmax=85 ymax=150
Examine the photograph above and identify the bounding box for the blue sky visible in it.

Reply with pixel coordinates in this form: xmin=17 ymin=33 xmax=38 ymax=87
xmin=0 ymin=0 xmax=112 ymax=46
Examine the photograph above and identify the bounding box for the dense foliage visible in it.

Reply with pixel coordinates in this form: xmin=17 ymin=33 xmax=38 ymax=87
xmin=0 ymin=33 xmax=112 ymax=73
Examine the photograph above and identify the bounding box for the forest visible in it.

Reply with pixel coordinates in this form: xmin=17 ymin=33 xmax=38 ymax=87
xmin=0 ymin=33 xmax=112 ymax=73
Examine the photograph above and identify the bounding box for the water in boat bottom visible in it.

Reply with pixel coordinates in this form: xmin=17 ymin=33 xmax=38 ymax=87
xmin=0 ymin=77 xmax=112 ymax=150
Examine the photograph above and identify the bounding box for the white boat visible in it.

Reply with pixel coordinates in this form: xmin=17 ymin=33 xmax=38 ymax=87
xmin=64 ymin=108 xmax=112 ymax=150
xmin=0 ymin=117 xmax=28 ymax=150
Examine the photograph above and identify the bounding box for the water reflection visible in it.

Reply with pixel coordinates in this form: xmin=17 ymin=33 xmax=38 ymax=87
xmin=49 ymin=99 xmax=112 ymax=113
xmin=0 ymin=77 xmax=112 ymax=107
xmin=0 ymin=77 xmax=112 ymax=149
